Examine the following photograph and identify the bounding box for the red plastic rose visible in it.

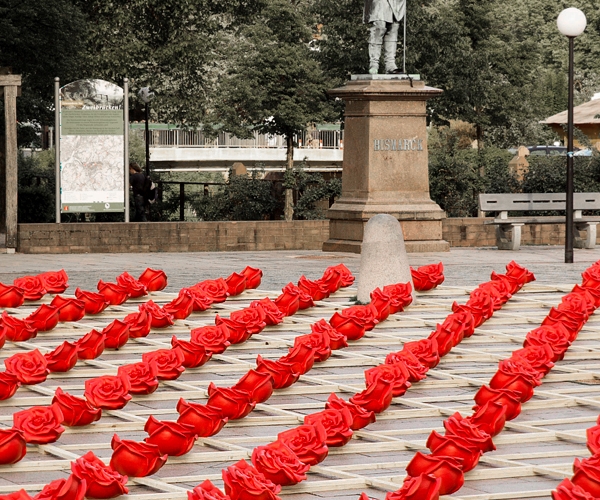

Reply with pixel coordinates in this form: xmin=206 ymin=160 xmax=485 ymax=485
xmin=0 ymin=372 xmax=19 ymax=400
xmin=190 ymin=325 xmax=230 ymax=354
xmin=27 ymin=304 xmax=60 ymax=332
xmin=385 ymin=350 xmax=428 ymax=383
xmin=428 ymin=324 xmax=458 ymax=357
xmin=293 ymin=329 xmax=332 ymax=363
xmin=163 ymin=289 xmax=195 ymax=320
xmin=138 ymin=267 xmax=168 ymax=292
xmin=225 ymin=272 xmax=247 ymax=296
xmin=370 ymin=288 xmax=391 ymax=321
xmin=587 ymin=424 xmax=600 ymax=455
xmin=233 ymin=307 xmax=267 ymax=335
xmin=233 ymin=369 xmax=274 ymax=404
xmin=142 ymin=347 xmax=185 ymax=380
xmin=572 ymin=284 xmax=599 ymax=310
xmin=123 ymin=309 xmax=152 ymax=338
xmin=350 ymin=376 xmax=394 ymax=413
xmin=250 ymin=298 xmax=285 ymax=326
xmin=75 ymin=329 xmax=106 ymax=360
xmin=13 ymin=404 xmax=64 ymax=444
xmin=329 ymin=304 xmax=378 ymax=341
xmin=71 ymin=451 xmax=129 ymax=499
xmin=505 ymin=260 xmax=535 ymax=288
xmin=222 ymin=459 xmax=282 ymax=500
xmin=277 ymin=423 xmax=329 ymax=466
xmin=405 ymin=452 xmax=464 ymax=495
xmin=385 ymin=474 xmax=441 ymax=500
xmin=84 ymin=374 xmax=132 ymax=410
xmin=118 ymin=361 xmax=160 ymax=395
xmin=477 ymin=281 xmax=508 ymax=310
xmin=110 ymin=434 xmax=167 ymax=477
xmin=524 ymin=324 xmax=572 ymax=362
xmin=102 ymin=320 xmax=130 ymax=349
xmin=241 ymin=266 xmax=263 ymax=289
xmin=0 ymin=428 xmax=26 ymax=464
xmin=304 ymin=408 xmax=353 ymax=447
xmin=426 ymin=431 xmax=483 ymax=471
xmin=404 ymin=339 xmax=440 ymax=369
xmin=553 ymin=478 xmax=597 ymax=500
xmin=445 ymin=306 xmax=476 ymax=338
xmin=214 ymin=315 xmax=252 ymax=345
xmin=542 ymin=308 xmax=585 ymax=340
xmin=195 ymin=278 xmax=229 ymax=303
xmin=511 ymin=344 xmax=555 ymax=376
xmin=467 ymin=401 xmax=507 ymax=437
xmin=251 ymin=440 xmax=310 ymax=486
xmin=185 ymin=286 xmax=214 ymax=312
xmin=442 ymin=412 xmax=495 ymax=452
xmin=45 ymin=341 xmax=79 ymax=373
xmin=572 ymin=455 xmax=600 ymax=497
xmin=14 ymin=276 xmax=46 ymax=301
xmin=33 ymin=475 xmax=86 ymax=500
xmin=207 ymin=383 xmax=256 ymax=420
xmin=473 ymin=385 xmax=522 ymax=421
xmin=52 ymin=387 xmax=102 ymax=426
xmin=115 ymin=271 xmax=148 ymax=298
xmin=74 ymin=288 xmax=109 ymax=315
xmin=96 ymin=280 xmax=130 ymax=306
xmin=0 ymin=283 xmax=24 ymax=308
xmin=280 ymin=343 xmax=316 ymax=375
xmin=489 ymin=358 xmax=542 ymax=402
xmin=139 ymin=300 xmax=174 ymax=328
xmin=50 ymin=296 xmax=86 ymax=322
xmin=144 ymin=415 xmax=197 ymax=456
xmin=382 ymin=282 xmax=413 ymax=314
xmin=171 ymin=336 xmax=212 ymax=368
xmin=256 ymin=355 xmax=300 ymax=389
xmin=365 ymin=362 xmax=411 ymax=397
xmin=177 ymin=398 xmax=228 ymax=437
xmin=326 ymin=393 xmax=376 ymax=431
xmin=37 ymin=270 xmax=69 ymax=294
xmin=0 ymin=490 xmax=32 ymax=500
xmin=5 ymin=349 xmax=49 ymax=384
xmin=464 ymin=288 xmax=495 ymax=327
xmin=312 ymin=319 xmax=347 ymax=351
xmin=1 ymin=311 xmax=37 ymax=341
xmin=411 ymin=262 xmax=444 ymax=291
xmin=325 ymin=263 xmax=354 ymax=287
xmin=298 ymin=275 xmax=329 ymax=301
xmin=188 ymin=480 xmax=229 ymax=500
xmin=274 ymin=283 xmax=301 ymax=316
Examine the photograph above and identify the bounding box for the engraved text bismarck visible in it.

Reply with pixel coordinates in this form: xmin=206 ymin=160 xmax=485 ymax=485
xmin=373 ymin=139 xmax=423 ymax=151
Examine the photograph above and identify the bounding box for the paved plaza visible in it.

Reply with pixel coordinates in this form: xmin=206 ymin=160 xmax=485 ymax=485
xmin=0 ymin=246 xmax=600 ymax=499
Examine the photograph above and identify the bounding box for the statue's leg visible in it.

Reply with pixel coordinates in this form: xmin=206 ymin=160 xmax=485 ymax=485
xmin=368 ymin=21 xmax=387 ymax=74
xmin=383 ymin=22 xmax=400 ymax=73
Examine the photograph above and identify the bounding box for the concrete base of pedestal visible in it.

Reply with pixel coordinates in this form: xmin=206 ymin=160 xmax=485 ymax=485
xmin=323 ymin=238 xmax=450 ymax=254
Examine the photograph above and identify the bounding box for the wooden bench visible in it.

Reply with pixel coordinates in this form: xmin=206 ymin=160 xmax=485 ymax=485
xmin=479 ymin=193 xmax=600 ymax=250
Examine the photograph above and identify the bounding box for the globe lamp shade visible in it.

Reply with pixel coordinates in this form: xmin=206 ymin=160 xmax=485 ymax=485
xmin=557 ymin=8 xmax=587 ymax=37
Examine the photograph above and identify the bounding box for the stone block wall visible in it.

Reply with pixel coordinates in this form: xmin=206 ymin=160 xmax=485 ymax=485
xmin=17 ymin=220 xmax=330 ymax=254
xmin=16 ymin=218 xmax=590 ymax=254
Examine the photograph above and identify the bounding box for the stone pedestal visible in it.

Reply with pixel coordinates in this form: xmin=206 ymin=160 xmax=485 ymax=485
xmin=323 ymin=75 xmax=449 ymax=253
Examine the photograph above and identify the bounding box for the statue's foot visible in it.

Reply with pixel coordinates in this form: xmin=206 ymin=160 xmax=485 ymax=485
xmin=387 ymin=68 xmax=405 ymax=74
xmin=368 ymin=67 xmax=378 ymax=75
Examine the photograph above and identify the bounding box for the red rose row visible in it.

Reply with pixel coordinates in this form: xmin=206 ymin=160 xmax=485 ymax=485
xmin=181 ymin=262 xmax=529 ymax=500
xmin=380 ymin=260 xmax=600 ymax=500
xmin=0 ymin=270 xmax=70 ymax=307
xmin=0 ymin=267 xmax=259 ymax=401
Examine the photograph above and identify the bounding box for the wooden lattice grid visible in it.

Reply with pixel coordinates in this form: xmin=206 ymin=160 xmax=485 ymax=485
xmin=0 ymin=279 xmax=598 ymax=500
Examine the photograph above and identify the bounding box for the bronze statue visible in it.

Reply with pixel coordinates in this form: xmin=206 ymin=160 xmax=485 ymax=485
xmin=364 ymin=0 xmax=406 ymax=74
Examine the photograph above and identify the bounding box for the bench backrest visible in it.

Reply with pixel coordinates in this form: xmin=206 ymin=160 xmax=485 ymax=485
xmin=479 ymin=193 xmax=600 ymax=214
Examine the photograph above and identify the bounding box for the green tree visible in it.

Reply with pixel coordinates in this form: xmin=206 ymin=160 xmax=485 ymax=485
xmin=213 ymin=0 xmax=335 ymax=221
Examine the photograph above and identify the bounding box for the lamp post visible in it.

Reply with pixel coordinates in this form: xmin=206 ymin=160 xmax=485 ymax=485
xmin=138 ymin=87 xmax=155 ymax=176
xmin=557 ymin=8 xmax=587 ymax=264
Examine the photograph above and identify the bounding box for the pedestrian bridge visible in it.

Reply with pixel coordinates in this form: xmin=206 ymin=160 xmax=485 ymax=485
xmin=142 ymin=125 xmax=344 ymax=172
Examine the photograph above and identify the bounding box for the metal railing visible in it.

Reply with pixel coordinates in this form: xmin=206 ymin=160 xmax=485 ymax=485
xmin=149 ymin=129 xmax=343 ymax=149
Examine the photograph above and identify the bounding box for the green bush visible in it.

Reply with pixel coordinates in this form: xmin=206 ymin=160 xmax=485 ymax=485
xmin=288 ymin=166 xmax=341 ymax=220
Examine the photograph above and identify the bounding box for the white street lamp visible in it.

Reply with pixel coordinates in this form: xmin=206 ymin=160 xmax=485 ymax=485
xmin=557 ymin=7 xmax=586 ymax=264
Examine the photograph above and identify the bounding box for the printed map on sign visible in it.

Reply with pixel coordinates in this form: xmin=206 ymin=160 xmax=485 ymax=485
xmin=60 ymin=135 xmax=124 ymax=204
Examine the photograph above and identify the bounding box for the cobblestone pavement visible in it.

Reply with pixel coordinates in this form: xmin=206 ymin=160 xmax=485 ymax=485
xmin=0 ymin=246 xmax=599 ymax=500
xmin=0 ymin=246 xmax=598 ymax=292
